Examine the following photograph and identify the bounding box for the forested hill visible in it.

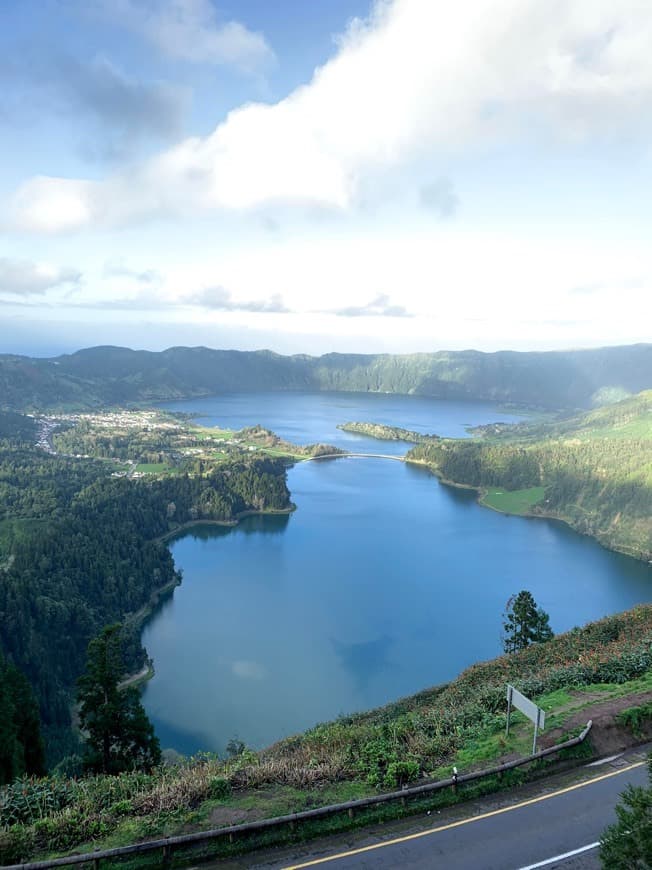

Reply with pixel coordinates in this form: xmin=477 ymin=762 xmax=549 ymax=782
xmin=408 ymin=391 xmax=652 ymax=560
xmin=0 ymin=420 xmax=292 ymax=763
xmin=1 ymin=343 xmax=650 ymax=412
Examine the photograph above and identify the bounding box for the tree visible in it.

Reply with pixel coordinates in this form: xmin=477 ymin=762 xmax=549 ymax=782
xmin=600 ymin=755 xmax=652 ymax=867
xmin=0 ymin=652 xmax=45 ymax=784
xmin=502 ymin=590 xmax=553 ymax=654
xmin=77 ymin=624 xmax=161 ymax=774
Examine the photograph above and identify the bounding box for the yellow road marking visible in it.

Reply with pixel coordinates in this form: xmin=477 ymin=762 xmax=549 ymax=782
xmin=283 ymin=761 xmax=645 ymax=869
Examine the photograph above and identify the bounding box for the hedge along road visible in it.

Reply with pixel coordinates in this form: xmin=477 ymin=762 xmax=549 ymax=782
xmin=211 ymin=754 xmax=648 ymax=869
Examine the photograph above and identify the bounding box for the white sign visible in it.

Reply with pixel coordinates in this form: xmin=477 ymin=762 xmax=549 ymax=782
xmin=507 ymin=685 xmax=545 ymax=730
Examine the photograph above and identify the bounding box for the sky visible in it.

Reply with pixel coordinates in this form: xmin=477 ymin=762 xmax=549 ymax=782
xmin=1 ymin=0 xmax=651 ymax=357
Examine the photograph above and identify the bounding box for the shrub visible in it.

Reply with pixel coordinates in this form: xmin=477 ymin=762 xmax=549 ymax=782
xmin=0 ymin=825 xmax=35 ymax=865
xmin=384 ymin=761 xmax=420 ymax=789
xmin=209 ymin=777 xmax=231 ymax=799
xmin=617 ymin=703 xmax=652 ymax=738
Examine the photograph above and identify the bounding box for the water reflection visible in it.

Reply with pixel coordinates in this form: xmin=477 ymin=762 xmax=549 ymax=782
xmin=167 ymin=513 xmax=290 ymax=544
xmin=332 ymin=635 xmax=395 ymax=689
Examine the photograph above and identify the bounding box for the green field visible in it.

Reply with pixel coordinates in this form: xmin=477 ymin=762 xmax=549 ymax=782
xmin=578 ymin=416 xmax=652 ymax=440
xmin=193 ymin=426 xmax=234 ymax=441
xmin=134 ymin=462 xmax=172 ymax=474
xmin=480 ymin=486 xmax=545 ymax=514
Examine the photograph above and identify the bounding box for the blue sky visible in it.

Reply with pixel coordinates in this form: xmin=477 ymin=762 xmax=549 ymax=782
xmin=1 ymin=0 xmax=651 ymax=356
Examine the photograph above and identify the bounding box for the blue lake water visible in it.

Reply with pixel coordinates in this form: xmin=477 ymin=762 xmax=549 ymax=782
xmin=142 ymin=393 xmax=651 ymax=756
xmin=157 ymin=391 xmax=527 ymax=455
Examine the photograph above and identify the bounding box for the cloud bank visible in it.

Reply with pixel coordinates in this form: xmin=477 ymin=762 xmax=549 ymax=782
xmin=95 ymin=0 xmax=275 ymax=73
xmin=191 ymin=287 xmax=289 ymax=313
xmin=0 ymin=258 xmax=82 ymax=295
xmin=10 ymin=0 xmax=652 ymax=233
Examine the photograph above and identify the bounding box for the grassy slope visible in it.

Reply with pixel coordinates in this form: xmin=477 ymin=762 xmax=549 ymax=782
xmin=480 ymin=486 xmax=545 ymax=514
xmin=4 ymin=606 xmax=652 ymax=863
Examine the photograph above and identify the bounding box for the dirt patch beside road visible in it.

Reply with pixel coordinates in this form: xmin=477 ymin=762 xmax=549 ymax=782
xmin=542 ymin=689 xmax=652 ymax=757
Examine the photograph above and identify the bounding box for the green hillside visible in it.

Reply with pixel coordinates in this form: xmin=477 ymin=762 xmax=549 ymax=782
xmin=408 ymin=391 xmax=652 ymax=559
xmin=1 ymin=343 xmax=651 ymax=412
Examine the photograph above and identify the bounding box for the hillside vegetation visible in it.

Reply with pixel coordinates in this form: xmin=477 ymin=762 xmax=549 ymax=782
xmin=407 ymin=391 xmax=652 ymax=560
xmin=337 ymin=421 xmax=439 ymax=442
xmin=0 ymin=412 xmax=293 ymax=764
xmin=4 ymin=605 xmax=652 ymax=864
xmin=1 ymin=343 xmax=650 ymax=412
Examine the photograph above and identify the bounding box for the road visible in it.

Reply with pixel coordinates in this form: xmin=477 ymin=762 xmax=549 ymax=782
xmin=207 ymin=753 xmax=648 ymax=870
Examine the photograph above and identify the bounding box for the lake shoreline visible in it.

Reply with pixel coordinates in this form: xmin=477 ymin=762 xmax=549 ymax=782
xmin=409 ymin=458 xmax=647 ymax=562
xmin=156 ymin=505 xmax=296 ymax=544
xmin=121 ymin=506 xmax=297 ymax=688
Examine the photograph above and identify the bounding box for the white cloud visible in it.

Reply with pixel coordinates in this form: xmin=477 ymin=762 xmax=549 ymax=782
xmin=0 ymin=257 xmax=82 ymax=295
xmin=332 ymin=293 xmax=412 ymax=318
xmin=10 ymin=0 xmax=652 ymax=233
xmin=99 ymin=0 xmax=274 ymax=73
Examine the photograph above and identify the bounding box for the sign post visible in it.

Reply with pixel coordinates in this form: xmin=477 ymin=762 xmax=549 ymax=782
xmin=506 ymin=685 xmax=546 ymax=754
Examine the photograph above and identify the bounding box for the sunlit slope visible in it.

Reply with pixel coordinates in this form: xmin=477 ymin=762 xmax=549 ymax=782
xmin=408 ymin=391 xmax=652 ymax=559
xmin=0 ymin=343 xmax=650 ymax=412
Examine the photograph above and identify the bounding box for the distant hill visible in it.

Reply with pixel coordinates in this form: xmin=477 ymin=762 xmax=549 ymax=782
xmin=0 ymin=343 xmax=650 ymax=412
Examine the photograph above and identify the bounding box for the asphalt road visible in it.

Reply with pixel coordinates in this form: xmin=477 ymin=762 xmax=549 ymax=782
xmin=208 ymin=754 xmax=648 ymax=870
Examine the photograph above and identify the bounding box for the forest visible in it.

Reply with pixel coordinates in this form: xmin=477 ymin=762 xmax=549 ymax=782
xmin=0 ymin=411 xmax=291 ymax=766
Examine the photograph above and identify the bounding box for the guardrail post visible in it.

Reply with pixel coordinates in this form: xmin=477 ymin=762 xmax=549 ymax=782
xmin=162 ymin=842 xmax=171 ymax=868
xmin=348 ymin=807 xmax=354 ymax=820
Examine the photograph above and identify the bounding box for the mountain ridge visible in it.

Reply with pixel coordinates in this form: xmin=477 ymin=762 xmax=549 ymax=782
xmin=0 ymin=342 xmax=650 ymax=411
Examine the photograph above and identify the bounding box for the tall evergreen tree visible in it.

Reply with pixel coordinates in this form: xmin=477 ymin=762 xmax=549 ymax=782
xmin=77 ymin=625 xmax=161 ymax=774
xmin=0 ymin=652 xmax=45 ymax=784
xmin=502 ymin=591 xmax=554 ymax=654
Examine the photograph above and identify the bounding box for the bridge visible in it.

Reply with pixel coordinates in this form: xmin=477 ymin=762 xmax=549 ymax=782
xmin=306 ymin=452 xmax=406 ymax=462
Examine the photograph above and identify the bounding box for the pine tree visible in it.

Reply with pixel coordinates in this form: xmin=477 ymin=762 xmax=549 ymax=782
xmin=77 ymin=625 xmax=161 ymax=774
xmin=600 ymin=755 xmax=652 ymax=867
xmin=0 ymin=652 xmax=45 ymax=784
xmin=502 ymin=591 xmax=554 ymax=654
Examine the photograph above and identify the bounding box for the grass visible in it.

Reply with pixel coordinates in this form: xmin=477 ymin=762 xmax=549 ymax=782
xmin=192 ymin=427 xmax=234 ymax=441
xmin=617 ymin=701 xmax=652 ymax=736
xmin=579 ymin=418 xmax=652 ymax=440
xmin=480 ymin=486 xmax=545 ymax=514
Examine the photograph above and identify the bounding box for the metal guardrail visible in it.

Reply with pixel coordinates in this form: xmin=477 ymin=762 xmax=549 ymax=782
xmin=4 ymin=721 xmax=592 ymax=870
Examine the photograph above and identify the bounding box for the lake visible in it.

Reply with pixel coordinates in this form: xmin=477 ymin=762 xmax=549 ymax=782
xmin=141 ymin=393 xmax=651 ymax=755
